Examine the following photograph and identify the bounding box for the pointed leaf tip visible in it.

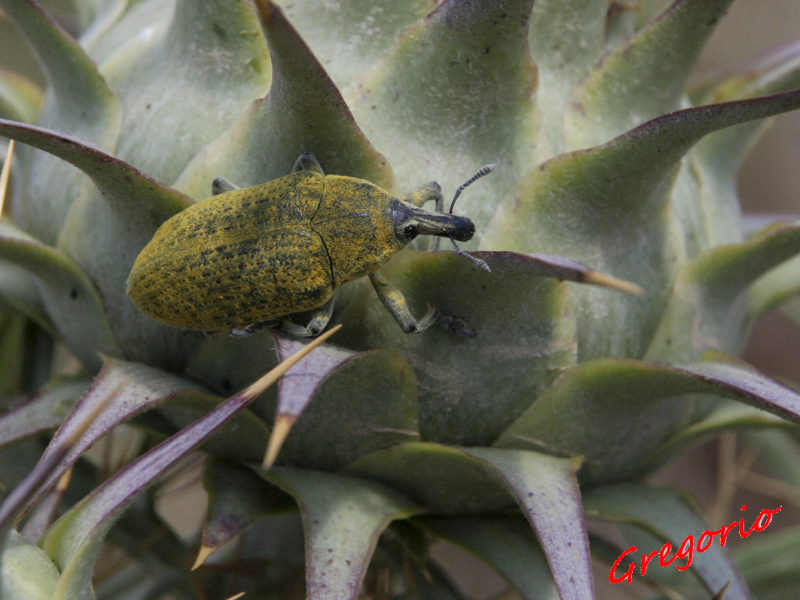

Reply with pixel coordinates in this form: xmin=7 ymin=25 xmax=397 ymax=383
xmin=191 ymin=545 xmax=215 ymax=571
xmin=241 ymin=324 xmax=342 ymax=401
xmin=263 ymin=414 xmax=297 ymax=469
xmin=583 ymin=271 xmax=644 ymax=296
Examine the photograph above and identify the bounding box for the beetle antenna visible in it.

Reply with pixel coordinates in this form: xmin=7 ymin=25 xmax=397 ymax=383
xmin=447 ymin=164 xmax=495 ymax=273
xmin=448 ymin=164 xmax=496 ymax=214
xmin=450 ymin=237 xmax=491 ymax=272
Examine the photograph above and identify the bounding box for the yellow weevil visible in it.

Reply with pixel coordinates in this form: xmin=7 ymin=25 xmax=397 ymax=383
xmin=127 ymin=154 xmax=494 ymax=337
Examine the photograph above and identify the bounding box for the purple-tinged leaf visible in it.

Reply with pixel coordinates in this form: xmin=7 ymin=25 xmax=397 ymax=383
xmin=174 ymin=0 xmax=393 ymax=199
xmin=496 ymin=357 xmax=800 ymax=484
xmin=486 ymin=88 xmax=800 ymax=361
xmin=0 ymin=119 xmax=191 ymax=223
xmin=194 ymin=459 xmax=295 ymax=569
xmin=36 ymin=326 xmax=338 ymax=599
xmin=258 ymin=467 xmax=422 ymax=600
xmin=0 ymin=378 xmax=89 ymax=449
xmin=463 ymin=448 xmax=592 ymax=600
xmin=585 ymin=483 xmax=752 ymax=600
xmin=24 ymin=358 xmax=212 ymax=513
xmin=0 ymin=0 xmax=121 ymax=244
xmin=418 ymin=516 xmax=558 ymax=600
xmin=270 ymin=336 xmax=419 ymax=470
xmin=0 ymin=221 xmax=119 ymax=371
xmin=565 ymin=0 xmax=736 ymax=149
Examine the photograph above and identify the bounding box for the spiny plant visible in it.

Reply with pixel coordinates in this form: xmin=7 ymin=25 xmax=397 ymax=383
xmin=2 ymin=0 xmax=800 ymax=599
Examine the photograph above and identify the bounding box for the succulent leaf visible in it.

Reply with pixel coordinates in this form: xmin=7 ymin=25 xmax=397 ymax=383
xmin=174 ymin=0 xmax=394 ymax=200
xmin=565 ymin=0 xmax=736 ymax=149
xmin=346 ymin=442 xmax=514 ymax=515
xmin=275 ymin=0 xmax=437 ymax=90
xmin=258 ymin=467 xmax=422 ymax=600
xmin=196 ymin=459 xmax=295 ymax=569
xmin=585 ymin=483 xmax=752 ymax=600
xmin=273 ymin=337 xmax=419 ymax=470
xmin=0 ymin=529 xmax=60 ymax=600
xmin=339 ymin=251 xmax=577 ymax=445
xmin=418 ymin=516 xmax=558 ymax=600
xmin=0 ymin=378 xmax=89 ymax=448
xmin=0 ymin=220 xmax=119 ymax=370
xmin=0 ymin=69 xmax=42 ymax=123
xmin=495 ymin=357 xmax=800 ymax=483
xmin=0 ymin=0 xmax=122 ymax=244
xmin=486 ymin=88 xmax=800 ymax=361
xmin=94 ymin=0 xmax=270 ymax=185
xmin=648 ymin=220 xmax=800 ymax=361
xmin=348 ymin=0 xmax=539 ymax=235
xmin=462 ymin=448 xmax=591 ymax=600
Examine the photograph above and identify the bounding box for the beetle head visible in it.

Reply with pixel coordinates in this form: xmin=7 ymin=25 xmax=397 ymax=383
xmin=392 ymin=203 xmax=476 ymax=244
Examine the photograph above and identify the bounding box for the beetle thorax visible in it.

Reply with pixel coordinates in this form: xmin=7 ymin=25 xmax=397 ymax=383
xmin=311 ymin=175 xmax=406 ymax=287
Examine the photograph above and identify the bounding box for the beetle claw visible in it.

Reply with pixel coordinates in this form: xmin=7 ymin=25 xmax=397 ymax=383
xmin=436 ymin=313 xmax=477 ymax=338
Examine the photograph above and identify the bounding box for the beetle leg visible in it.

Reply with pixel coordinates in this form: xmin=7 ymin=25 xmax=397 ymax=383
xmin=230 ymin=321 xmax=267 ymax=338
xmin=278 ymin=298 xmax=335 ymax=337
xmin=292 ymin=153 xmax=325 ymax=176
xmin=212 ymin=176 xmax=240 ymax=195
xmin=369 ymin=272 xmax=437 ymax=333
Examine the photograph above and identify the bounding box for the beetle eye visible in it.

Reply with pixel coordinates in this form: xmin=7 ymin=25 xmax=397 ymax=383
xmin=403 ymin=224 xmax=418 ymax=239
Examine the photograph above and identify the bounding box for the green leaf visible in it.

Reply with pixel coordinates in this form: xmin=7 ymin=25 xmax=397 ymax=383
xmin=196 ymin=459 xmax=295 ymax=568
xmin=34 ymin=331 xmax=333 ymax=598
xmin=348 ymin=0 xmax=539 ymax=237
xmin=346 ymin=442 xmax=514 ymax=515
xmin=585 ymin=483 xmax=751 ymax=600
xmin=735 ymin=525 xmax=800 ymax=599
xmin=462 ymin=448 xmax=591 ymax=600
xmin=0 ymin=68 xmax=42 ymax=123
xmin=96 ymin=0 xmax=270 ymax=186
xmin=0 ymin=378 xmax=89 ymax=448
xmin=496 ymin=357 xmax=800 ymax=483
xmin=337 ymin=251 xmax=577 ymax=445
xmin=18 ymin=357 xmax=209 ymax=515
xmin=273 ymin=340 xmax=419 ymax=470
xmin=0 ymin=117 xmax=204 ymax=369
xmin=651 ymin=403 xmax=792 ymax=470
xmin=0 ymin=0 xmax=121 ymax=244
xmin=565 ymin=0 xmax=735 ymax=150
xmin=528 ymin=0 xmax=607 ymax=155
xmin=418 ymin=516 xmax=558 ymax=600
xmin=258 ymin=467 xmax=422 ymax=600
xmin=276 ymin=0 xmax=436 ymax=89
xmin=0 ymin=259 xmax=52 ymax=332
xmin=0 ymin=529 xmax=60 ymax=600
xmin=648 ymin=221 xmax=800 ymax=362
xmin=485 ymin=89 xmax=800 ymax=361
xmin=0 ymin=220 xmax=119 ymax=371
xmin=174 ymin=0 xmax=394 ymax=199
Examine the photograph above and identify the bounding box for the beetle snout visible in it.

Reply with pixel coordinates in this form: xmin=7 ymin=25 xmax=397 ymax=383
xmin=446 ymin=217 xmax=475 ymax=242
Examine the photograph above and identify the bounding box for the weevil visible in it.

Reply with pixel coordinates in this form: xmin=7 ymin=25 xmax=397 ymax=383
xmin=127 ymin=153 xmax=494 ymax=337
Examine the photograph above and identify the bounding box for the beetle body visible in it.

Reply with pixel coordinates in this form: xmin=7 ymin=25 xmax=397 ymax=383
xmin=127 ymin=154 xmax=484 ymax=335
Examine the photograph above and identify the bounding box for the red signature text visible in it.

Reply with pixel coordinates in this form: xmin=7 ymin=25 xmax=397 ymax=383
xmin=609 ymin=504 xmax=782 ymax=584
